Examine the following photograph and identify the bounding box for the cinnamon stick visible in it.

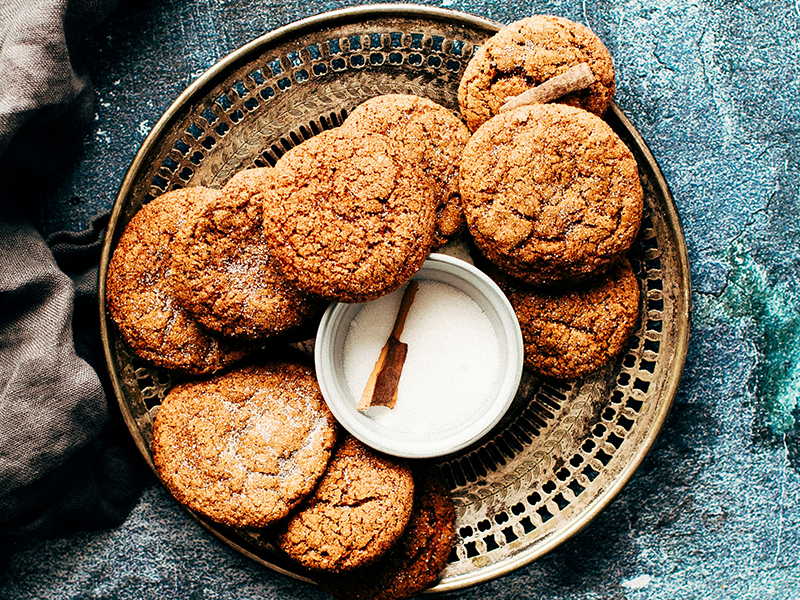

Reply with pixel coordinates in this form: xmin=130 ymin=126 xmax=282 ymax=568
xmin=357 ymin=281 xmax=419 ymax=411
xmin=499 ymin=63 xmax=596 ymax=113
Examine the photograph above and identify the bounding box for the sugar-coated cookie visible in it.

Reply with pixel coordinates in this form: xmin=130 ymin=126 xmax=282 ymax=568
xmin=460 ymin=103 xmax=642 ymax=285
xmin=152 ymin=359 xmax=338 ymax=527
xmin=458 ymin=15 xmax=615 ymax=131
xmin=316 ymin=467 xmax=456 ymax=600
xmin=170 ymin=168 xmax=322 ymax=339
xmin=277 ymin=435 xmax=415 ymax=573
xmin=262 ymin=129 xmax=436 ymax=303
xmin=497 ymin=259 xmax=640 ymax=379
xmin=106 ymin=188 xmax=249 ymax=374
xmin=343 ymin=94 xmax=470 ymax=248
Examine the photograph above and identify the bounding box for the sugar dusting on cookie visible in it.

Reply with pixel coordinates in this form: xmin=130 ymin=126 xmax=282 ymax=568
xmin=343 ymin=280 xmax=500 ymax=441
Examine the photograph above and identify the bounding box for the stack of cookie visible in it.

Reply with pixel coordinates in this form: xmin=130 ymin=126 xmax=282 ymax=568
xmin=151 ymin=356 xmax=455 ymax=600
xmin=278 ymin=436 xmax=456 ymax=600
xmin=105 ymin=13 xmax=645 ymax=599
xmin=457 ymin=15 xmax=643 ymax=380
xmin=106 ymin=14 xmax=642 ymax=380
xmin=108 ymin=92 xmax=467 ymax=599
xmin=106 ymin=95 xmax=471 ymax=374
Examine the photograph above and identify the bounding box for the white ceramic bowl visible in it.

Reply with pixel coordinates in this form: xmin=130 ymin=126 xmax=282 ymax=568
xmin=314 ymin=253 xmax=523 ymax=458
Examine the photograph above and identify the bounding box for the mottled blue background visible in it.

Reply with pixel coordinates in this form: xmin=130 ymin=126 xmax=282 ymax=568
xmin=2 ymin=0 xmax=799 ymax=598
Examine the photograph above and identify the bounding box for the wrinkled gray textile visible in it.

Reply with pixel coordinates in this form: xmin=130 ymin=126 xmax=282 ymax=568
xmin=0 ymin=0 xmax=146 ymax=539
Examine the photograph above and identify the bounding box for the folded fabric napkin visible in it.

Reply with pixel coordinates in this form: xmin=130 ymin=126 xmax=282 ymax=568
xmin=0 ymin=0 xmax=147 ymax=540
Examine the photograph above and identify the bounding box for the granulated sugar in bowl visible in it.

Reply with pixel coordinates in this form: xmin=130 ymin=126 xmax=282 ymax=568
xmin=315 ymin=253 xmax=523 ymax=458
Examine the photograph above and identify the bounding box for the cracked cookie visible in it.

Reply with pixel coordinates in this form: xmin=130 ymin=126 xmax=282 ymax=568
xmin=342 ymin=94 xmax=470 ymax=248
xmin=496 ymin=258 xmax=640 ymax=379
xmin=458 ymin=14 xmax=616 ymax=132
xmin=315 ymin=467 xmax=456 ymax=600
xmin=152 ymin=359 xmax=338 ymax=528
xmin=460 ymin=103 xmax=643 ymax=286
xmin=170 ymin=168 xmax=322 ymax=340
xmin=262 ymin=128 xmax=436 ymax=303
xmin=106 ymin=187 xmax=249 ymax=374
xmin=277 ymin=435 xmax=415 ymax=573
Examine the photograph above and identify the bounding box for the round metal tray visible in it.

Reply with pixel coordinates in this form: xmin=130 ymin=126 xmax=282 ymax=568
xmin=99 ymin=4 xmax=690 ymax=593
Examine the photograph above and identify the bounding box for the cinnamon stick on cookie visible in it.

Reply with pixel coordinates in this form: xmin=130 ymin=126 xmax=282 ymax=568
xmin=499 ymin=63 xmax=596 ymax=113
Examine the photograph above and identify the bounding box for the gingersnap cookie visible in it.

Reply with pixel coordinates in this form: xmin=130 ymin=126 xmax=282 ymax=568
xmin=342 ymin=94 xmax=470 ymax=248
xmin=277 ymin=435 xmax=415 ymax=573
xmin=458 ymin=15 xmax=616 ymax=131
xmin=460 ymin=103 xmax=643 ymax=285
xmin=170 ymin=168 xmax=322 ymax=339
xmin=316 ymin=468 xmax=456 ymax=600
xmin=106 ymin=187 xmax=249 ymax=374
xmin=152 ymin=359 xmax=338 ymax=528
xmin=498 ymin=259 xmax=640 ymax=379
xmin=262 ymin=128 xmax=436 ymax=303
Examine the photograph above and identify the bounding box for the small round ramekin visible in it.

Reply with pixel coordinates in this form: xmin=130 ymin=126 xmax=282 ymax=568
xmin=314 ymin=253 xmax=523 ymax=458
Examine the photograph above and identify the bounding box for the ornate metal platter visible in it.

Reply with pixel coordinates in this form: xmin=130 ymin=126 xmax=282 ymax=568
xmin=99 ymin=5 xmax=690 ymax=593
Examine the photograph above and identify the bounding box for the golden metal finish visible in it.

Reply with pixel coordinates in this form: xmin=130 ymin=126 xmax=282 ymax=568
xmin=99 ymin=5 xmax=690 ymax=591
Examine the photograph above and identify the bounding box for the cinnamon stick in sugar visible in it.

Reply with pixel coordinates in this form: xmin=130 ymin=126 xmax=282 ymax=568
xmin=357 ymin=281 xmax=419 ymax=411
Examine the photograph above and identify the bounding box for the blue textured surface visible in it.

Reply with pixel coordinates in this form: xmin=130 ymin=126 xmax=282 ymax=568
xmin=4 ymin=0 xmax=800 ymax=598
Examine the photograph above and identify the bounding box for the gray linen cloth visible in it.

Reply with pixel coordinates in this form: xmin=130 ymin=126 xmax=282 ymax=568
xmin=0 ymin=0 xmax=146 ymax=539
